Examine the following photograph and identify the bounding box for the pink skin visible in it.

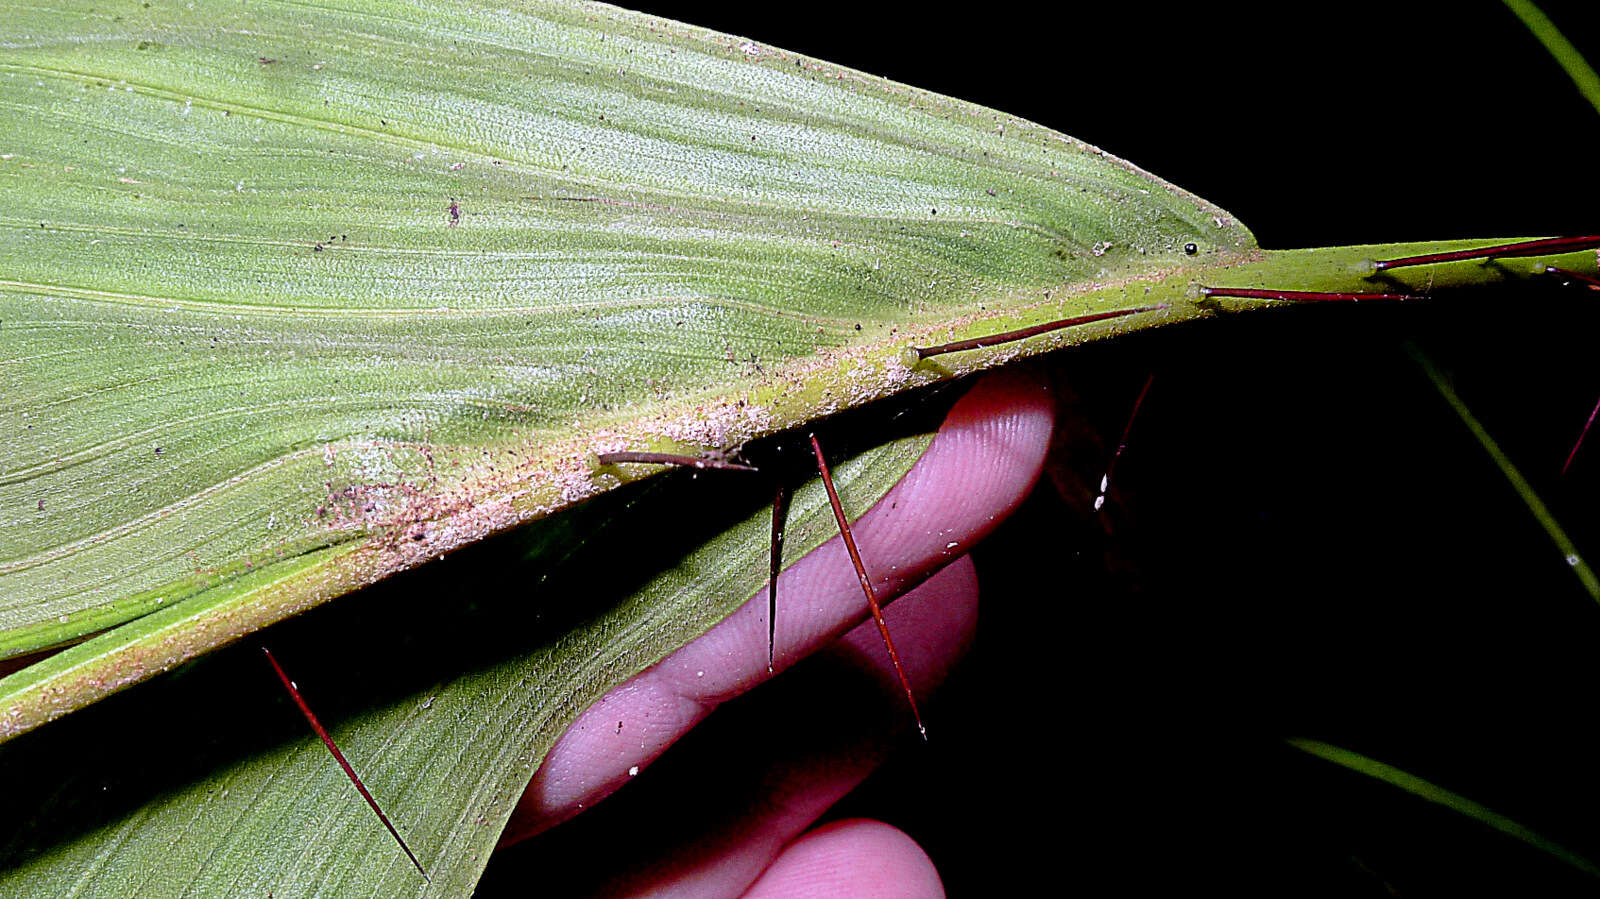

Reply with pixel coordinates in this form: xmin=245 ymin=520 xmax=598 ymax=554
xmin=499 ymin=367 xmax=1056 ymax=896
xmin=744 ymin=819 xmax=945 ymax=899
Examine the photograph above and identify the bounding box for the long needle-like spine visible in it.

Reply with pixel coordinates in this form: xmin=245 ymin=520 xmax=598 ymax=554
xmin=768 ymin=483 xmax=791 ymax=672
xmin=1563 ymin=396 xmax=1600 ymax=476
xmin=1371 ymin=235 xmax=1600 ymax=271
xmin=1097 ymin=373 xmax=1156 ymax=512
xmin=1544 ymin=265 xmax=1600 ymax=289
xmin=261 ymin=647 xmax=430 ymax=882
xmin=595 ymin=451 xmax=757 ymax=472
xmin=1199 ymin=287 xmax=1418 ymax=302
xmin=910 ymin=306 xmax=1163 ymax=360
xmin=808 ymin=435 xmax=927 ymax=740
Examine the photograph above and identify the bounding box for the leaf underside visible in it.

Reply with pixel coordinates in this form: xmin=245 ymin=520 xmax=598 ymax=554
xmin=1 ymin=0 xmax=1258 ymax=728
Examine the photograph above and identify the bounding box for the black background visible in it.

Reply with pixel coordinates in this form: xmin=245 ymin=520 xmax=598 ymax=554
xmin=484 ymin=2 xmax=1600 ymax=896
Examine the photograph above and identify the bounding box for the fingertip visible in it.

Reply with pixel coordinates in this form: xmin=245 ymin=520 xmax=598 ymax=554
xmin=879 ymin=366 xmax=1054 ymax=565
xmin=939 ymin=365 xmax=1056 ymax=460
xmin=743 ymin=819 xmax=944 ymax=899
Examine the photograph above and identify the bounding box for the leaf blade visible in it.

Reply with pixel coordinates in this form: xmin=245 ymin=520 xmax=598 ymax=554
xmin=2 ymin=0 xmax=1256 ymax=726
xmin=1289 ymin=737 xmax=1600 ymax=879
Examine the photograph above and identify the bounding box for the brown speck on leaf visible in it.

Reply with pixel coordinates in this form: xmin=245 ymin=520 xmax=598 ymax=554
xmin=258 ymin=57 xmax=276 ymax=65
xmin=448 ymin=198 xmax=461 ymax=226
xmin=36 ymin=499 xmax=44 ymax=512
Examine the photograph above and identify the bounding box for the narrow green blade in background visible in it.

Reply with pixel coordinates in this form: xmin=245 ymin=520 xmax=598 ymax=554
xmin=1289 ymin=738 xmax=1600 ymax=879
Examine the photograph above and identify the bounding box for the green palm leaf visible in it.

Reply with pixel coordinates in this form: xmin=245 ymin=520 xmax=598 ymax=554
xmin=2 ymin=1 xmax=1596 ymax=896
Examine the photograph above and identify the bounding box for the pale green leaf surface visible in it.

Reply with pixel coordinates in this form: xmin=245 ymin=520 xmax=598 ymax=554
xmin=0 ymin=0 xmax=1252 ymax=710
